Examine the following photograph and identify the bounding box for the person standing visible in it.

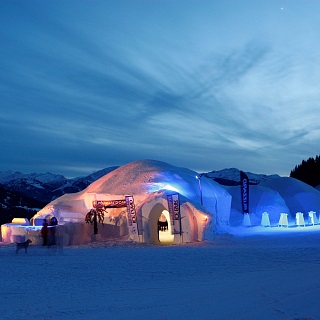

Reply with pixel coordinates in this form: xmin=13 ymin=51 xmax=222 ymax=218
xmin=48 ymin=217 xmax=57 ymax=245
xmin=41 ymin=219 xmax=48 ymax=246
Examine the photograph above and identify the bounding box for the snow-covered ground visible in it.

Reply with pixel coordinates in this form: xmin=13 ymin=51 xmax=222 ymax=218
xmin=1 ymin=227 xmax=320 ymax=320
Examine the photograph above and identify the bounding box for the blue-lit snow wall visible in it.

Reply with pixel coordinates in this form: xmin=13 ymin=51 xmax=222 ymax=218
xmin=199 ymin=177 xmax=232 ymax=231
xmin=146 ymin=171 xmax=232 ymax=232
xmin=145 ymin=171 xmax=201 ymax=202
xmin=224 ymin=185 xmax=290 ymax=227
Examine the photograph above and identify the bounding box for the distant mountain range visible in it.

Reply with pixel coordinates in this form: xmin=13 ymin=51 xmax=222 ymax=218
xmin=0 ymin=166 xmax=279 ymax=225
xmin=0 ymin=167 xmax=118 ymax=225
xmin=204 ymin=168 xmax=281 ymax=186
xmin=0 ymin=167 xmax=119 ymax=203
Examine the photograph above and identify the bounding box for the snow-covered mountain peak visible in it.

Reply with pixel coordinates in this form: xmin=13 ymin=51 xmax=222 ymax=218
xmin=29 ymin=172 xmax=66 ymax=184
xmin=0 ymin=170 xmax=24 ymax=183
xmin=0 ymin=171 xmax=66 ymax=184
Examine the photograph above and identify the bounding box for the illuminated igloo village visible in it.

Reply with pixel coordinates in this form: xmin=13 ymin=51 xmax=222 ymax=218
xmin=2 ymin=159 xmax=320 ymax=245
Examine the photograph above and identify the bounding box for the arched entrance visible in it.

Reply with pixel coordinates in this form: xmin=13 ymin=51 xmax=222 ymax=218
xmin=148 ymin=203 xmax=174 ymax=245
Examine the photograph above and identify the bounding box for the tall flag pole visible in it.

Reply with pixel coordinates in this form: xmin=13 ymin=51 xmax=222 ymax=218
xmin=240 ymin=171 xmax=251 ymax=227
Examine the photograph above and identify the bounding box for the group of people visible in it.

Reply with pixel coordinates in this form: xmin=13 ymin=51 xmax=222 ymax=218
xmin=40 ymin=217 xmax=57 ymax=246
xmin=158 ymin=220 xmax=169 ymax=232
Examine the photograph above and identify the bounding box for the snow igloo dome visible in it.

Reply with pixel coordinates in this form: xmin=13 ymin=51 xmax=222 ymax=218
xmin=31 ymin=160 xmax=232 ymax=245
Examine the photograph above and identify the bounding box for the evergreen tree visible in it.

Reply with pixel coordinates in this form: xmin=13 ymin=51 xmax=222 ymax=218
xmin=290 ymin=154 xmax=320 ymax=187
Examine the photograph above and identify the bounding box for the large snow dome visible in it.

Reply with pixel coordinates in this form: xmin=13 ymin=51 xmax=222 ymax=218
xmin=31 ymin=160 xmax=232 ymax=245
xmin=260 ymin=177 xmax=320 ymax=217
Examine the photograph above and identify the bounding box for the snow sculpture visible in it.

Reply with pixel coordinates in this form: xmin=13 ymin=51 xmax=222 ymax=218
xmin=261 ymin=212 xmax=270 ymax=227
xmin=295 ymin=212 xmax=305 ymax=227
xmin=278 ymin=213 xmax=288 ymax=227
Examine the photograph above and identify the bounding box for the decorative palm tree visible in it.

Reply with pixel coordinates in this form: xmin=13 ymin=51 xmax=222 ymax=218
xmin=85 ymin=202 xmax=106 ymax=234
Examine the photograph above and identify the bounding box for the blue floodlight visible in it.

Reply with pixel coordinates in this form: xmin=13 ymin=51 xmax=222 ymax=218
xmin=196 ymin=174 xmax=203 ymax=205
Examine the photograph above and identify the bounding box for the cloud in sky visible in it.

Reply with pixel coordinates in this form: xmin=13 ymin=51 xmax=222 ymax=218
xmin=1 ymin=0 xmax=320 ymax=177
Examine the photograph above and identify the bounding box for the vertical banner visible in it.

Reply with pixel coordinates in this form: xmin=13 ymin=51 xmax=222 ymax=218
xmin=240 ymin=171 xmax=249 ymax=214
xmin=167 ymin=194 xmax=175 ymax=228
xmin=167 ymin=194 xmax=181 ymax=235
xmin=125 ymin=196 xmax=139 ymax=236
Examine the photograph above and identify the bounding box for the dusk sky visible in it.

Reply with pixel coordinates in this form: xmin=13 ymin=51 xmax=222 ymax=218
xmin=1 ymin=0 xmax=319 ymax=178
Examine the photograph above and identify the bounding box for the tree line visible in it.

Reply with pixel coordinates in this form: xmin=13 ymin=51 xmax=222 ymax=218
xmin=290 ymin=155 xmax=320 ymax=187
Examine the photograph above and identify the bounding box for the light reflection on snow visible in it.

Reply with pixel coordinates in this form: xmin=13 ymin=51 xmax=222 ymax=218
xmin=229 ymin=224 xmax=320 ymax=236
xmin=146 ymin=182 xmax=180 ymax=194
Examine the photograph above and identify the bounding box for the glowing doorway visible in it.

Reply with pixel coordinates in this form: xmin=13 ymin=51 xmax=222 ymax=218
xmin=158 ymin=210 xmax=174 ymax=245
